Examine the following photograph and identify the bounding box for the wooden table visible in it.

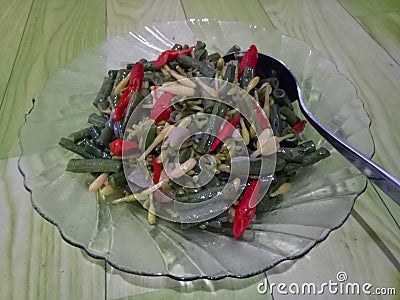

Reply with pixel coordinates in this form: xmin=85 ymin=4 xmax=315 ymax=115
xmin=1 ymin=0 xmax=399 ymax=299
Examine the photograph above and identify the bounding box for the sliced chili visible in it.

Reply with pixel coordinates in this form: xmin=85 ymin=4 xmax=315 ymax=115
xmin=152 ymin=156 xmax=162 ymax=184
xmin=113 ymin=62 xmax=144 ymax=122
xmin=291 ymin=119 xmax=307 ymax=133
xmin=239 ymin=44 xmax=258 ymax=79
xmin=233 ymin=180 xmax=260 ymax=239
xmin=149 ymin=92 xmax=174 ymax=123
xmin=109 ymin=139 xmax=139 ymax=156
xmin=210 ymin=114 xmax=241 ymax=152
xmin=154 ymin=46 xmax=195 ymax=68
xmin=253 ymin=102 xmax=268 ymax=130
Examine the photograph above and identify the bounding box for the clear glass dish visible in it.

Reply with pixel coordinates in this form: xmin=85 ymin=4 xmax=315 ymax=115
xmin=18 ymin=20 xmax=373 ymax=280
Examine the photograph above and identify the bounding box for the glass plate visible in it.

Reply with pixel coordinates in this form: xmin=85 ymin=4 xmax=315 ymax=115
xmin=18 ymin=20 xmax=373 ymax=280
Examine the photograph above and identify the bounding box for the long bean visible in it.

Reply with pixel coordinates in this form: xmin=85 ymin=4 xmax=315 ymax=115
xmin=66 ymin=159 xmax=121 ymax=173
xmin=60 ymin=41 xmax=331 ymax=234
xmin=59 ymin=138 xmax=95 ymax=159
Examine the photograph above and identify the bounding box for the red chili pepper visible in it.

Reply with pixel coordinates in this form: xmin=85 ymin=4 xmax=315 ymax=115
xmin=291 ymin=119 xmax=307 ymax=133
xmin=109 ymin=139 xmax=139 ymax=156
xmin=233 ymin=180 xmax=260 ymax=239
xmin=239 ymin=44 xmax=258 ymax=79
xmin=154 ymin=46 xmax=195 ymax=68
xmin=149 ymin=92 xmax=174 ymax=123
xmin=253 ymin=102 xmax=268 ymax=130
xmin=152 ymin=156 xmax=162 ymax=184
xmin=210 ymin=114 xmax=241 ymax=152
xmin=113 ymin=62 xmax=144 ymax=122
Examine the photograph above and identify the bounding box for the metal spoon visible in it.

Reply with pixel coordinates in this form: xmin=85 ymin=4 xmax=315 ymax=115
xmin=224 ymin=52 xmax=400 ymax=205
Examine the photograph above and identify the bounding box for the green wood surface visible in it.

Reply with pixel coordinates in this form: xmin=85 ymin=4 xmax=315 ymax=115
xmin=339 ymin=0 xmax=400 ymax=64
xmin=0 ymin=0 xmax=106 ymax=159
xmin=0 ymin=0 xmax=399 ymax=299
xmin=0 ymin=0 xmax=33 ymax=112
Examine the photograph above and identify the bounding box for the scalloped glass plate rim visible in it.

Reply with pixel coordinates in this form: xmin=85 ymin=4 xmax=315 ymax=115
xmin=18 ymin=19 xmax=373 ymax=281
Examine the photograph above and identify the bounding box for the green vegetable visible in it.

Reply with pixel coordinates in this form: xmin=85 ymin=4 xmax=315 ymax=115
xmin=93 ymin=76 xmax=114 ymax=109
xmin=196 ymin=101 xmax=229 ymax=154
xmin=113 ymin=69 xmax=129 ymax=88
xmin=207 ymin=52 xmax=221 ymax=63
xmin=121 ymin=91 xmax=144 ymax=130
xmin=176 ymin=182 xmax=236 ymax=203
xmin=88 ymin=126 xmax=101 ymax=140
xmin=280 ymin=106 xmax=300 ymax=126
xmin=67 ymin=127 xmax=91 ymax=143
xmin=179 ymin=147 xmax=192 ymax=163
xmin=195 ymin=40 xmax=206 ymax=50
xmin=270 ymin=104 xmax=282 ymax=137
xmin=302 ymin=147 xmax=330 ymax=165
xmin=240 ymin=66 xmax=255 ymax=89
xmin=143 ymin=124 xmax=157 ymax=150
xmin=278 ymin=140 xmax=316 ymax=162
xmin=273 ymin=88 xmax=293 ymax=110
xmin=284 ymin=147 xmax=330 ymax=174
xmin=96 ymin=125 xmax=114 ymax=146
xmin=226 ymin=45 xmax=241 ymax=54
xmin=82 ymin=139 xmax=111 ymax=159
xmin=194 ymin=49 xmax=208 ymax=61
xmin=177 ymin=55 xmax=216 ymax=78
xmin=108 ymin=171 xmax=127 ymax=187
xmin=171 ymin=44 xmax=183 ymax=51
xmin=231 ymin=157 xmax=286 ymax=177
xmin=66 ymin=159 xmax=121 ymax=173
xmin=59 ymin=137 xmax=94 ymax=159
xmin=87 ymin=113 xmax=107 ymax=128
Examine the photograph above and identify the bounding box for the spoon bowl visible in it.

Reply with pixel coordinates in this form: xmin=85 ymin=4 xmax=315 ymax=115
xmin=224 ymin=52 xmax=400 ymax=204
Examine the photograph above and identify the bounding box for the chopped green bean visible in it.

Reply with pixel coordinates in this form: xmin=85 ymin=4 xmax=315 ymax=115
xmin=208 ymin=52 xmax=221 ymax=63
xmin=96 ymin=126 xmax=114 ymax=146
xmin=93 ymin=75 xmax=115 ymax=109
xmin=82 ymin=139 xmax=111 ymax=159
xmin=226 ymin=45 xmax=241 ymax=54
xmin=122 ymin=91 xmax=144 ymax=130
xmin=270 ymin=104 xmax=282 ymax=137
xmin=280 ymin=106 xmax=300 ymax=126
xmin=88 ymin=113 xmax=107 ymax=128
xmin=240 ymin=66 xmax=256 ymax=89
xmin=177 ymin=55 xmax=216 ymax=78
xmin=196 ymin=102 xmax=228 ymax=154
xmin=108 ymin=171 xmax=127 ymax=187
xmin=59 ymin=138 xmax=95 ymax=159
xmin=66 ymin=158 xmax=121 ymax=173
xmin=273 ymin=88 xmax=293 ymax=109
xmin=67 ymin=127 xmax=91 ymax=143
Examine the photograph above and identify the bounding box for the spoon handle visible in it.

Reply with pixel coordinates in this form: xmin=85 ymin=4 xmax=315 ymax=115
xmin=303 ymin=109 xmax=400 ymax=205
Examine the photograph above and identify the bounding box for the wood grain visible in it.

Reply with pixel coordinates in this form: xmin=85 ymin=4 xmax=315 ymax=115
xmin=0 ymin=158 xmax=105 ymax=299
xmin=267 ymin=210 xmax=400 ymax=300
xmin=1 ymin=0 xmax=399 ymax=299
xmin=338 ymin=0 xmax=400 ymax=16
xmin=114 ymin=275 xmax=272 ymax=300
xmin=0 ymin=0 xmax=108 ymax=298
xmin=107 ymin=0 xmax=186 ymax=36
xmin=0 ymin=0 xmax=106 ymax=159
xmin=339 ymin=0 xmax=400 ymax=64
xmin=107 ymin=269 xmax=272 ymax=300
xmin=356 ymin=12 xmax=400 ymax=64
xmin=0 ymin=0 xmax=33 ymax=107
xmin=181 ymin=0 xmax=274 ymax=28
